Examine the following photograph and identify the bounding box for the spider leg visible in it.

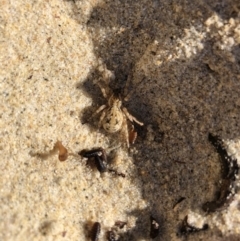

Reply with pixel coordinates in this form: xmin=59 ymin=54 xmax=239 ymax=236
xmin=121 ymin=115 xmax=129 ymax=148
xmin=93 ymin=77 xmax=115 ymax=99
xmin=97 ymin=80 xmax=110 ymax=99
xmin=92 ymin=105 xmax=106 ymax=129
xmin=94 ymin=61 xmax=114 ymax=99
xmin=98 ymin=109 xmax=106 ymax=128
xmin=122 ymin=107 xmax=144 ymax=126
xmin=129 ymin=124 xmax=137 ymax=144
xmin=107 ymin=143 xmax=122 ymax=152
xmin=92 ymin=104 xmax=107 ymax=117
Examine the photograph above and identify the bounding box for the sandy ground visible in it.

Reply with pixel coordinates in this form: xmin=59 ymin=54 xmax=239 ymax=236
xmin=0 ymin=0 xmax=240 ymax=240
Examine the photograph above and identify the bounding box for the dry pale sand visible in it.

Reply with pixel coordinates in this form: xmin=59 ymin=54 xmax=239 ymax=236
xmin=1 ymin=0 xmax=240 ymax=240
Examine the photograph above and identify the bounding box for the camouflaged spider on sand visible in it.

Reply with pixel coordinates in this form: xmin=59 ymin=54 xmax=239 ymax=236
xmin=93 ymin=78 xmax=143 ymax=148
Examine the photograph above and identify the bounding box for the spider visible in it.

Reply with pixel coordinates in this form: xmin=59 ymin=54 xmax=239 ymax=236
xmin=93 ymin=78 xmax=143 ymax=148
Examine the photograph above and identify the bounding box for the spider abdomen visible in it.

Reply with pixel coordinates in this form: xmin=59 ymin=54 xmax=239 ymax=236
xmin=103 ymin=106 xmax=123 ymax=133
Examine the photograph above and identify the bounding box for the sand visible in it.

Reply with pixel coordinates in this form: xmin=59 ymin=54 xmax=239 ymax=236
xmin=1 ymin=0 xmax=240 ymax=240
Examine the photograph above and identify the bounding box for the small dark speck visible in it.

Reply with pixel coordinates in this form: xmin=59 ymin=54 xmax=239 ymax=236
xmin=154 ymin=131 xmax=164 ymax=143
xmin=173 ymin=197 xmax=186 ymax=209
xmin=47 ymin=37 xmax=51 ymax=43
xmin=91 ymin=222 xmax=101 ymax=241
xmin=150 ymin=215 xmax=160 ymax=239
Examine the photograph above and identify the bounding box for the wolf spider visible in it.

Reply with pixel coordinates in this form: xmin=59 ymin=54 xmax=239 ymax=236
xmin=93 ymin=76 xmax=143 ymax=148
